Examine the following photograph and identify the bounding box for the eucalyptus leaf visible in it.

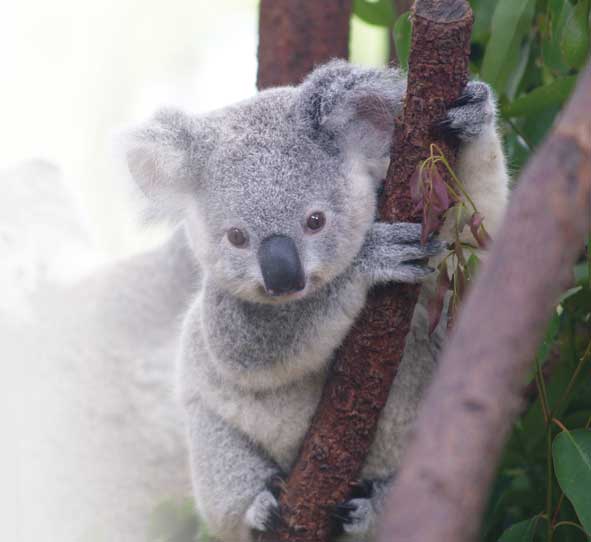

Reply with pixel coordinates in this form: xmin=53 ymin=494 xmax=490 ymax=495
xmin=497 ymin=517 xmax=539 ymax=542
xmin=481 ymin=0 xmax=536 ymax=96
xmin=560 ymin=0 xmax=591 ymax=69
xmin=503 ymin=76 xmax=577 ymax=117
xmin=392 ymin=11 xmax=412 ymax=70
xmin=542 ymin=0 xmax=572 ymax=73
xmin=353 ymin=0 xmax=394 ymax=27
xmin=574 ymin=261 xmax=590 ymax=287
xmin=553 ymin=429 xmax=591 ymax=535
xmin=470 ymin=0 xmax=494 ymax=45
xmin=524 ymin=309 xmax=561 ymax=385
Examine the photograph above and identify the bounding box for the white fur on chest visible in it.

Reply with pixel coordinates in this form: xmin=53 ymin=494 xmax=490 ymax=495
xmin=198 ymin=369 xmax=326 ymax=469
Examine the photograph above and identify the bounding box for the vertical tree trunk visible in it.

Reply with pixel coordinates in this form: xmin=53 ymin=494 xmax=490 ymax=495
xmin=378 ymin=63 xmax=591 ymax=542
xmin=257 ymin=0 xmax=352 ymax=90
xmin=259 ymin=1 xmax=473 ymax=541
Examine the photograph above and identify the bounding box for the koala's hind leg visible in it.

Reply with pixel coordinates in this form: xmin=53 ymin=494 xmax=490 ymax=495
xmin=186 ymin=401 xmax=281 ymax=542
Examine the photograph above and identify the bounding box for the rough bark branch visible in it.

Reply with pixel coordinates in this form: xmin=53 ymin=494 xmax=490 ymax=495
xmin=378 ymin=62 xmax=591 ymax=542
xmin=257 ymin=1 xmax=473 ymax=541
xmin=257 ymin=0 xmax=352 ymax=90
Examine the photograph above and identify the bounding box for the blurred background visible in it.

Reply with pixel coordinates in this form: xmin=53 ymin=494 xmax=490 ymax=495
xmin=0 ymin=0 xmax=386 ymax=262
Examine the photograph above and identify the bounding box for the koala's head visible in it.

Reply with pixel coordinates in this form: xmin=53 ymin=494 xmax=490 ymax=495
xmin=125 ymin=60 xmax=404 ymax=304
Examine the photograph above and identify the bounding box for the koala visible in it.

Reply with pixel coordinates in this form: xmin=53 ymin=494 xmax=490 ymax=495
xmin=125 ymin=60 xmax=509 ymax=542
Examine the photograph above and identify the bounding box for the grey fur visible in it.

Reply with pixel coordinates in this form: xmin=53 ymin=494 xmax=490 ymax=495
xmin=442 ymin=81 xmax=495 ymax=140
xmin=124 ymin=60 xmax=509 ymax=542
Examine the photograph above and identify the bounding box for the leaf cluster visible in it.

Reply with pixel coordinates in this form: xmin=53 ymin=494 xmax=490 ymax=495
xmin=355 ymin=1 xmax=591 ymax=540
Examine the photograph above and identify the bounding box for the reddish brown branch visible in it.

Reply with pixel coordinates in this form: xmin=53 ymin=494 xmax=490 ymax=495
xmin=378 ymin=63 xmax=591 ymax=542
xmin=257 ymin=0 xmax=352 ymax=90
xmin=263 ymin=1 xmax=473 ymax=541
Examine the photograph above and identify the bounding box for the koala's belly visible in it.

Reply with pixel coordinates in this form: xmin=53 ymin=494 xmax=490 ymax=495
xmin=198 ymin=368 xmax=326 ymax=470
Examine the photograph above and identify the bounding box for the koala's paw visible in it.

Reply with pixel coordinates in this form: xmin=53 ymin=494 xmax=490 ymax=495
xmin=334 ymin=498 xmax=376 ymax=536
xmin=383 ymin=224 xmax=444 ymax=282
xmin=439 ymin=81 xmax=495 ymax=141
xmin=245 ymin=489 xmax=280 ymax=532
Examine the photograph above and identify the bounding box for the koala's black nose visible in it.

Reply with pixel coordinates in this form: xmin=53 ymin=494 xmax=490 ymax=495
xmin=258 ymin=235 xmax=305 ymax=296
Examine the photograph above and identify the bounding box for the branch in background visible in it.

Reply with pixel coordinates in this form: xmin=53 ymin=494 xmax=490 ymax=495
xmin=261 ymin=1 xmax=473 ymax=540
xmin=257 ymin=0 xmax=352 ymax=90
xmin=378 ymin=63 xmax=591 ymax=542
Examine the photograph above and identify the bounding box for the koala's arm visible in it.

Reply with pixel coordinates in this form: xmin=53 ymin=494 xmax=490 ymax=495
xmin=353 ymin=222 xmax=443 ymax=285
xmin=186 ymin=400 xmax=282 ymax=541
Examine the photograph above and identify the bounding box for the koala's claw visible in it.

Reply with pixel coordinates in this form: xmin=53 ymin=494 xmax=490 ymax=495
xmin=333 ymin=498 xmax=376 ymax=535
xmin=245 ymin=489 xmax=280 ymax=532
xmin=398 ymin=238 xmax=444 ymax=263
xmin=450 ymin=81 xmax=489 ymax=108
xmin=439 ymin=81 xmax=494 ymax=141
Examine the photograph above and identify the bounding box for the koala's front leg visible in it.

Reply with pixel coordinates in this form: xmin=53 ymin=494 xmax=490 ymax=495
xmin=353 ymin=222 xmax=442 ymax=286
xmin=439 ymin=81 xmax=510 ymax=241
xmin=186 ymin=401 xmax=282 ymax=541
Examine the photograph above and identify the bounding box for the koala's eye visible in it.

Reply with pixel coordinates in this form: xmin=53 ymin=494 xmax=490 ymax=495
xmin=305 ymin=211 xmax=326 ymax=233
xmin=227 ymin=227 xmax=248 ymax=248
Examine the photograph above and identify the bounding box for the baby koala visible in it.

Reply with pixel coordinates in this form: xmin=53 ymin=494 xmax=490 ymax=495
xmin=125 ymin=60 xmax=509 ymax=541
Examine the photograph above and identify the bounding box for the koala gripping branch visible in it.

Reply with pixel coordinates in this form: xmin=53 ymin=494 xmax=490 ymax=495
xmin=263 ymin=1 xmax=473 ymax=541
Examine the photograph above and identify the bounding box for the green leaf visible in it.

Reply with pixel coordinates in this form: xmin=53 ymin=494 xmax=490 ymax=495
xmin=481 ymin=0 xmax=536 ymax=97
xmin=574 ymin=262 xmax=590 ymax=287
xmin=542 ymin=0 xmax=572 ymax=74
xmin=520 ymin=106 xmax=561 ymax=148
xmin=497 ymin=517 xmax=539 ymax=542
xmin=505 ymin=39 xmax=532 ymax=101
xmin=353 ymin=0 xmax=394 ymax=27
xmin=392 ymin=12 xmax=412 ymax=70
xmin=524 ymin=309 xmax=561 ymax=384
xmin=560 ymin=0 xmax=591 ymax=69
xmin=504 ymin=76 xmax=577 ymax=117
xmin=553 ymin=429 xmax=591 ymax=535
xmin=470 ymin=0 xmax=494 ymax=45
xmin=558 ymin=286 xmax=584 ymax=305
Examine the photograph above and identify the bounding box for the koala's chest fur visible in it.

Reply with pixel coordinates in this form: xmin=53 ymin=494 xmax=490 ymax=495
xmin=180 ymin=272 xmax=368 ymax=469
xmin=198 ymin=364 xmax=326 ymax=469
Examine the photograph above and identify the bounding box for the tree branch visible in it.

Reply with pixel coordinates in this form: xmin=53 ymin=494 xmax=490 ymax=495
xmin=378 ymin=62 xmax=591 ymax=542
xmin=257 ymin=0 xmax=352 ymax=90
xmin=260 ymin=1 xmax=473 ymax=540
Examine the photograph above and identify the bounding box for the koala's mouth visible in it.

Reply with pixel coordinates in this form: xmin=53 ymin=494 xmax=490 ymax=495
xmin=256 ymin=272 xmax=323 ymax=304
xmin=259 ymin=284 xmax=309 ymax=302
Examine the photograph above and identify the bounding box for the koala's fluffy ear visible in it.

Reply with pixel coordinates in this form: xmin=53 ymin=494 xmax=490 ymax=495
xmin=297 ymin=60 xmax=405 ymax=180
xmin=123 ymin=108 xmax=216 ymax=220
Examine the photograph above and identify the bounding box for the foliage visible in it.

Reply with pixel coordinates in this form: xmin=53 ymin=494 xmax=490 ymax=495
xmin=355 ymin=1 xmax=591 ymax=541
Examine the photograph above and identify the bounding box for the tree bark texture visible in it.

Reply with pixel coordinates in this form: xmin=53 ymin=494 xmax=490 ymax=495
xmin=257 ymin=0 xmax=352 ymax=90
xmin=378 ymin=63 xmax=591 ymax=542
xmin=263 ymin=2 xmax=473 ymax=541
